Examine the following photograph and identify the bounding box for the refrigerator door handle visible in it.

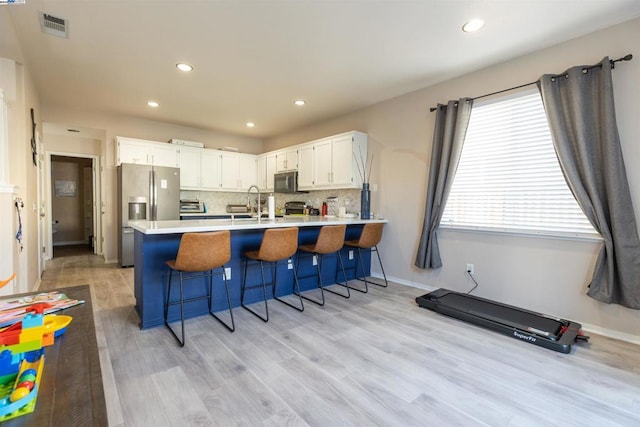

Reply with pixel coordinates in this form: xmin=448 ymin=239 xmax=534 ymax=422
xmin=150 ymin=169 xmax=157 ymax=220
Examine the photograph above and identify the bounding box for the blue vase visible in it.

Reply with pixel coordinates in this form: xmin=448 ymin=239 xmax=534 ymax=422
xmin=361 ymin=183 xmax=371 ymax=219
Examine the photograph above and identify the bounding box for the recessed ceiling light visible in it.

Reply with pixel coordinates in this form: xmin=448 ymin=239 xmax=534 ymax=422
xmin=462 ymin=19 xmax=484 ymax=33
xmin=294 ymin=100 xmax=306 ymax=106
xmin=176 ymin=63 xmax=193 ymax=72
xmin=147 ymin=101 xmax=159 ymax=108
xmin=246 ymin=122 xmax=255 ymax=128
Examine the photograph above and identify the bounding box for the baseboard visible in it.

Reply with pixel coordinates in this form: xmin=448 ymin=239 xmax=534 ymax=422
xmin=370 ymin=272 xmax=437 ymax=292
xmin=579 ymin=323 xmax=640 ymax=345
xmin=104 ymin=258 xmax=118 ymax=264
xmin=370 ymin=273 xmax=640 ymax=346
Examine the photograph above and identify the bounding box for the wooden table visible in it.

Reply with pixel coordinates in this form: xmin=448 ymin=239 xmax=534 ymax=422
xmin=3 ymin=285 xmax=107 ymax=426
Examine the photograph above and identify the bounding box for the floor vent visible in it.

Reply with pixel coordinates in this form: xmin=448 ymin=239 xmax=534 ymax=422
xmin=39 ymin=12 xmax=69 ymax=38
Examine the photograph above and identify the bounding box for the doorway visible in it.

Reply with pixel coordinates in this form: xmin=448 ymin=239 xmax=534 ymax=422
xmin=48 ymin=154 xmax=98 ymax=259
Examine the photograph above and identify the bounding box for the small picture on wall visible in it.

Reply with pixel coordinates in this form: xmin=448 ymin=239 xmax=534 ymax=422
xmin=55 ymin=180 xmax=77 ymax=197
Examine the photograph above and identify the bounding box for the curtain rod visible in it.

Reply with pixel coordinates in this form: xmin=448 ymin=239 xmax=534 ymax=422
xmin=429 ymin=54 xmax=633 ymax=112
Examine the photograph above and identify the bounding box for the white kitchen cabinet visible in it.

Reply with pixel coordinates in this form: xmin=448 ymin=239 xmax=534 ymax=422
xmin=117 ymin=138 xmax=149 ymax=165
xmin=116 ymin=136 xmax=179 ymax=167
xmin=221 ymin=152 xmax=257 ymax=191
xmin=311 ymin=131 xmax=367 ymax=190
xmin=239 ymin=153 xmax=257 ymax=189
xmin=257 ymin=153 xmax=276 ymax=191
xmin=275 ymin=148 xmax=298 ymax=172
xmin=178 ymin=146 xmax=202 ymax=189
xmin=200 ymin=149 xmax=222 ymax=190
xmin=312 ymin=138 xmax=333 ymax=188
xmin=148 ymin=143 xmax=179 ymax=167
xmin=297 ymin=144 xmax=314 ymax=190
xmin=178 ymin=147 xmax=222 ymax=191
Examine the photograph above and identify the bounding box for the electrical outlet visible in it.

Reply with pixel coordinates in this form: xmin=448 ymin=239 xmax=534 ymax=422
xmin=349 ymin=250 xmax=354 ymax=260
xmin=225 ymin=267 xmax=232 ymax=279
xmin=312 ymin=255 xmax=317 ymax=266
xmin=288 ymin=259 xmax=293 ymax=270
xmin=466 ymin=264 xmax=475 ymax=275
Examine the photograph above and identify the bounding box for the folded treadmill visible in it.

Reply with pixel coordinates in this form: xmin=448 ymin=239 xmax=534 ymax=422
xmin=416 ymin=289 xmax=587 ymax=353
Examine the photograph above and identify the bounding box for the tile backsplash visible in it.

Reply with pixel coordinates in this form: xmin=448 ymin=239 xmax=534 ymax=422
xmin=180 ymin=189 xmax=362 ymax=215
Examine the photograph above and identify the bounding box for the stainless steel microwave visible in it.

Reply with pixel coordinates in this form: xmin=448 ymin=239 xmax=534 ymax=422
xmin=274 ymin=171 xmax=299 ymax=193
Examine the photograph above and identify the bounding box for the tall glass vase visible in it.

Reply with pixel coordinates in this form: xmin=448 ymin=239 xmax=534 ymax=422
xmin=360 ymin=183 xmax=371 ymax=219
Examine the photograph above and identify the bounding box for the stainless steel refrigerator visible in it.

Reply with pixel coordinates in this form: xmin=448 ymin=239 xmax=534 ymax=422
xmin=117 ymin=163 xmax=180 ymax=267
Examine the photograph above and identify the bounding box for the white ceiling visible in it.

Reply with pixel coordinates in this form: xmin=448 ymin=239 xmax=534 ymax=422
xmin=8 ymin=1 xmax=640 ymax=139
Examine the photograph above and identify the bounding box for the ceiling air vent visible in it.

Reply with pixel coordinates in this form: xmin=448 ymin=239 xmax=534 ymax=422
xmin=39 ymin=12 xmax=69 ymax=38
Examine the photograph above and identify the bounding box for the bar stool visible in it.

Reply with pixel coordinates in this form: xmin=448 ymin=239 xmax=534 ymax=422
xmin=296 ymin=225 xmax=350 ymax=306
xmin=241 ymin=227 xmax=304 ymax=322
xmin=165 ymin=231 xmax=235 ymax=347
xmin=344 ymin=223 xmax=388 ymax=293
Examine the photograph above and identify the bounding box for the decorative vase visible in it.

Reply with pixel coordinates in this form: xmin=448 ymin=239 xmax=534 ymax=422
xmin=360 ymin=183 xmax=371 ymax=219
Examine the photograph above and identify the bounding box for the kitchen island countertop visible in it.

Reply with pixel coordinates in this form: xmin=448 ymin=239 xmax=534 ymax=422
xmin=130 ymin=216 xmax=387 ymax=235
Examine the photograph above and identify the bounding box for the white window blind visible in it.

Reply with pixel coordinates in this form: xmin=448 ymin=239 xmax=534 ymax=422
xmin=441 ymin=90 xmax=598 ymax=238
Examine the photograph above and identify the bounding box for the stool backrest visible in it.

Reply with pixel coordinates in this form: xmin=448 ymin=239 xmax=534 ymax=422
xmin=257 ymin=227 xmax=299 ymax=262
xmin=174 ymin=231 xmax=231 ymax=272
xmin=314 ymin=225 xmax=346 ymax=254
xmin=356 ymin=223 xmax=384 ymax=248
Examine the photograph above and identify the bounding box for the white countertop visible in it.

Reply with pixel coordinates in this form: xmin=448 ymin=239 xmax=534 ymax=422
xmin=130 ymin=216 xmax=387 ymax=235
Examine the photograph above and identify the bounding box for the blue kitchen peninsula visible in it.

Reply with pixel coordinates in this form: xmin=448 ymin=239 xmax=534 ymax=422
xmin=129 ymin=217 xmax=387 ymax=329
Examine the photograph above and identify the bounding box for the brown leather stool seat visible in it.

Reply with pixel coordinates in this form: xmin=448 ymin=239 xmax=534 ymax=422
xmin=241 ymin=227 xmax=304 ymax=322
xmin=165 ymin=231 xmax=235 ymax=347
xmin=296 ymin=225 xmax=350 ymax=305
xmin=343 ymin=222 xmax=388 ymax=293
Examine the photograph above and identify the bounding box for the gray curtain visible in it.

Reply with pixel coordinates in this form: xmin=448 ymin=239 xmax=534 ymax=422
xmin=415 ymin=99 xmax=473 ymax=269
xmin=538 ymin=57 xmax=640 ymax=309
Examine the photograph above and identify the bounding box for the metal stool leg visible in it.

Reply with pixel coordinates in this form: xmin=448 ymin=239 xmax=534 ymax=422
xmin=164 ymin=269 xmax=186 ymax=347
xmin=273 ymin=258 xmax=304 ymax=311
xmin=209 ymin=267 xmax=235 ymax=332
xmin=348 ymin=248 xmax=369 ymax=293
xmin=324 ymin=252 xmax=350 ymax=298
xmin=241 ymin=258 xmax=269 ymax=322
xmin=368 ymin=245 xmax=388 ymax=287
xmin=295 ymin=253 xmax=325 ymax=306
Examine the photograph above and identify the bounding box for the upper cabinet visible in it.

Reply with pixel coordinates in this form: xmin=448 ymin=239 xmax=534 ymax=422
xmin=116 ymin=136 xmax=179 ymax=167
xmin=119 ymin=131 xmax=366 ymax=193
xmin=257 ymin=153 xmax=277 ymax=191
xmin=261 ymin=131 xmax=367 ymax=192
xmin=178 ymin=147 xmax=222 ymax=190
xmin=220 ymin=152 xmax=257 ymax=191
xmin=275 ymin=148 xmax=298 ymax=172
xmin=311 ymin=131 xmax=367 ymax=190
xmin=178 ymin=146 xmax=202 ymax=189
xmin=297 ymin=143 xmax=314 ymax=190
xmin=200 ymin=149 xmax=222 ymax=190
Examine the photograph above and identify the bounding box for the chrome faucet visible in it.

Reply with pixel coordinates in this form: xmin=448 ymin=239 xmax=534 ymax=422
xmin=247 ymin=185 xmax=261 ymax=216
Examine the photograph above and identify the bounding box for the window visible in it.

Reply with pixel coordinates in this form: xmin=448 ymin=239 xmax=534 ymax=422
xmin=441 ymin=90 xmax=598 ymax=238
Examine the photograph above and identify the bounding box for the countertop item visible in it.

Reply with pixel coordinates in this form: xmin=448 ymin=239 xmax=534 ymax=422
xmin=226 ymin=204 xmax=249 ymax=213
xmin=180 ymin=199 xmax=204 ymax=214
xmin=129 ymin=216 xmax=387 ymax=235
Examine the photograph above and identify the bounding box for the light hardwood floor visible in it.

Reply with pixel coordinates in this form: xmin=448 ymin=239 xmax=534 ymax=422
xmin=39 ymin=254 xmax=640 ymax=427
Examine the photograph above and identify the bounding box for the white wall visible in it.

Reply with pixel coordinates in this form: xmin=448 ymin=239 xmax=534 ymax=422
xmin=0 ymin=8 xmax=42 ymax=294
xmin=266 ymin=18 xmax=640 ymax=341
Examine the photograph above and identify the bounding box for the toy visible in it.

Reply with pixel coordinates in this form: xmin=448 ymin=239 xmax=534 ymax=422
xmin=0 ymin=302 xmax=72 ymax=421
